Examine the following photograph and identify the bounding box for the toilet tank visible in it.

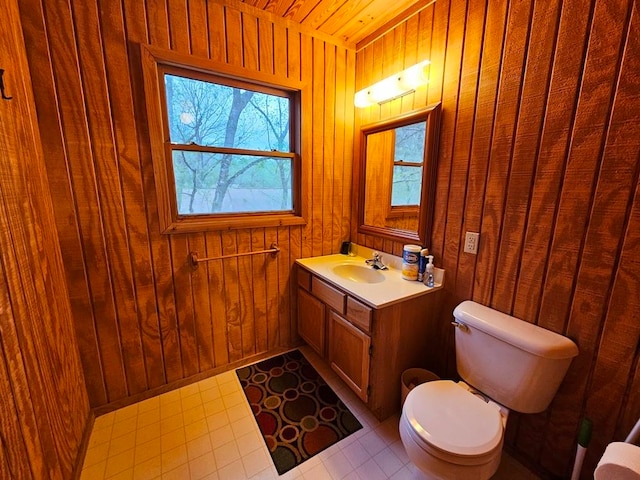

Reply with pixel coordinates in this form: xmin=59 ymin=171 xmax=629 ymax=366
xmin=453 ymin=301 xmax=579 ymax=414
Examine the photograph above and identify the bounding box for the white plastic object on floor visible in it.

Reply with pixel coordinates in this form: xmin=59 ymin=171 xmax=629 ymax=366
xmin=594 ymin=442 xmax=640 ymax=479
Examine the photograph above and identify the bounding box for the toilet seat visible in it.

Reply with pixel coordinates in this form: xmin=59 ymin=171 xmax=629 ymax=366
xmin=403 ymin=380 xmax=504 ymax=461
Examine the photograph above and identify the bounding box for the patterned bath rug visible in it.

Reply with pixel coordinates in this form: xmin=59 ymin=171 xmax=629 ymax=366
xmin=236 ymin=349 xmax=363 ymax=475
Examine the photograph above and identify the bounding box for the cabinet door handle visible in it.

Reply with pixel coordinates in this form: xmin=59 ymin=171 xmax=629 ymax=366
xmin=0 ymin=69 xmax=13 ymax=100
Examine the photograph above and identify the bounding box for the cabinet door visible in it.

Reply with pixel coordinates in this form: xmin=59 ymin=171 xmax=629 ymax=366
xmin=328 ymin=311 xmax=371 ymax=402
xmin=298 ymin=288 xmax=326 ymax=356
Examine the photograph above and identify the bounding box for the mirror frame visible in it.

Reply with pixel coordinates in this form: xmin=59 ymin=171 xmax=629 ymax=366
xmin=356 ymin=103 xmax=441 ymax=247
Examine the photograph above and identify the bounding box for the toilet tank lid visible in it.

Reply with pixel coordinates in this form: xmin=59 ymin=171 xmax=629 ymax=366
xmin=453 ymin=301 xmax=579 ymax=360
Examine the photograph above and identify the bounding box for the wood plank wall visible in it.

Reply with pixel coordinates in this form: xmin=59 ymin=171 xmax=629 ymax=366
xmin=18 ymin=0 xmax=354 ymax=411
xmin=354 ymin=0 xmax=640 ymax=478
xmin=0 ymin=0 xmax=90 ymax=478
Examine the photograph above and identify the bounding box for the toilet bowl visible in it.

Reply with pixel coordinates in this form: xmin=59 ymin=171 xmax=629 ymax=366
xmin=399 ymin=301 xmax=579 ymax=479
xmin=400 ymin=380 xmax=506 ymax=480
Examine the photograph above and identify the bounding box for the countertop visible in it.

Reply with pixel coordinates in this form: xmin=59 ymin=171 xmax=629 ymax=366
xmin=295 ymin=246 xmax=444 ymax=309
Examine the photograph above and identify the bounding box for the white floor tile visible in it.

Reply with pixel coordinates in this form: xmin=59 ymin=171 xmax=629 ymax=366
xmin=160 ymin=428 xmax=186 ymax=453
xmin=209 ymin=424 xmax=234 ymax=449
xmin=184 ymin=404 xmax=207 ymax=425
xmin=341 ymin=440 xmax=370 ymax=469
xmin=206 ymin=411 xmax=229 ymax=432
xmin=186 ymin=434 xmax=213 ymax=460
xmin=213 ymin=440 xmax=241 ymax=468
xmin=83 ymin=441 xmax=110 ymax=468
xmin=227 ymin=402 xmax=252 ymax=423
xmin=249 ymin=465 xmax=278 ymax=480
xmin=135 ymin=437 xmax=162 ymax=464
xmin=236 ymin=431 xmax=266 ymax=456
xmin=114 ymin=403 xmax=138 ymax=423
xmin=161 ymin=444 xmax=188 ymax=473
xmin=160 ymin=414 xmax=184 ymax=435
xmin=81 ymin=460 xmax=106 ymax=479
xmin=373 ymin=447 xmax=404 ymax=477
xmin=354 ymin=457 xmax=387 ymax=480
xmin=138 ymin=408 xmax=161 ymax=429
xmin=216 ymin=458 xmax=246 ymax=480
xmin=241 ymin=447 xmax=272 ymax=477
xmin=132 ymin=455 xmax=162 ymax=480
xmin=359 ymin=430 xmax=387 ymax=457
xmin=162 ymin=462 xmax=190 ymax=480
xmin=300 ymin=461 xmax=333 ymax=480
xmin=104 ymin=448 xmax=135 ymax=478
xmin=185 ymin=418 xmax=210 ymax=443
xmin=388 ymin=439 xmax=411 ymax=465
xmin=323 ymin=449 xmax=354 ymax=479
xmin=180 ymin=383 xmax=201 ymax=399
xmin=231 ymin=415 xmax=258 ymax=439
xmin=137 ymin=396 xmax=160 ymax=413
xmin=189 ymin=451 xmax=217 ymax=479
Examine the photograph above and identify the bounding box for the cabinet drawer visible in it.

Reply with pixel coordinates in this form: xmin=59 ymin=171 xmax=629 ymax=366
xmin=346 ymin=297 xmax=372 ymax=334
xmin=311 ymin=277 xmax=346 ymax=314
xmin=297 ymin=267 xmax=311 ymax=291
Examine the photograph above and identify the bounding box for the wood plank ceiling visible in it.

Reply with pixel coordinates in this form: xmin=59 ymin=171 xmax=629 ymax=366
xmin=240 ymin=0 xmax=430 ymax=46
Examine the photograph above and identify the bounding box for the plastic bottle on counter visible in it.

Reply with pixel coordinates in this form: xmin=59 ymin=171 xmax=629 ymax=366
xmin=417 ymin=248 xmax=429 ymax=282
xmin=425 ymin=255 xmax=435 ymax=287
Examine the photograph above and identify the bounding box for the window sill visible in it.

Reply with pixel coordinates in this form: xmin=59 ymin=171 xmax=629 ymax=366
xmin=160 ymin=213 xmax=307 ymax=234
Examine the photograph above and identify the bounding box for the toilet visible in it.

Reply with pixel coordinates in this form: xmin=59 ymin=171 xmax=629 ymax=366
xmin=400 ymin=300 xmax=579 ymax=479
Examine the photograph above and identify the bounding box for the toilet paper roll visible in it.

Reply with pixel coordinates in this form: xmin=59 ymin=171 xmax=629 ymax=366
xmin=595 ymin=442 xmax=640 ymax=480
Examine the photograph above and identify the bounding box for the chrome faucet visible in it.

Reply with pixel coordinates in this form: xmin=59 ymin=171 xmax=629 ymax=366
xmin=365 ymin=252 xmax=388 ymax=270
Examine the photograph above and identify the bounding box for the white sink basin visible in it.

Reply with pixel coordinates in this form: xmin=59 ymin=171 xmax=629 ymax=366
xmin=297 ymin=251 xmax=443 ymax=308
xmin=332 ymin=264 xmax=385 ymax=284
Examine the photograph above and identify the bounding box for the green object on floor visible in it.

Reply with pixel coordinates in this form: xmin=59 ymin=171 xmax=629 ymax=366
xmin=236 ymin=349 xmax=362 ymax=475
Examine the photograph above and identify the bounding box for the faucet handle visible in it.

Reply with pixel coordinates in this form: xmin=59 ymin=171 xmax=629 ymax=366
xmin=373 ymin=251 xmax=381 ymax=260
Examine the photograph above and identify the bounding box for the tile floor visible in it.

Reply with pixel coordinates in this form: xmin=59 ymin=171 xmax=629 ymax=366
xmin=80 ymin=346 xmax=540 ymax=480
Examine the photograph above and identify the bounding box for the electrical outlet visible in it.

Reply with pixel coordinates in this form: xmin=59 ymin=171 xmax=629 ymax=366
xmin=464 ymin=232 xmax=480 ymax=254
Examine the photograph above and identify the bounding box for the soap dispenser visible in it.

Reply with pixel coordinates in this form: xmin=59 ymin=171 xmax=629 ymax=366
xmin=425 ymin=255 xmax=435 ymax=287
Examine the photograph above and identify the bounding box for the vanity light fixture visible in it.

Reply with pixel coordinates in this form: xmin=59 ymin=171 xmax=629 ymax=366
xmin=354 ymin=60 xmax=431 ymax=108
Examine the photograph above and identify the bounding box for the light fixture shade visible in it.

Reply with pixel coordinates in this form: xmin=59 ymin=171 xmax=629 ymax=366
xmin=399 ymin=60 xmax=430 ymax=90
xmin=354 ymin=60 xmax=430 ymax=108
xmin=354 ymin=89 xmax=374 ymax=108
xmin=369 ymin=75 xmax=406 ymax=103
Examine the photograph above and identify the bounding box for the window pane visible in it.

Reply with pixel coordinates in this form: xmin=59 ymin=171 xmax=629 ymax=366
xmin=394 ymin=121 xmax=426 ymax=162
xmin=391 ymin=121 xmax=425 ymax=206
xmin=164 ymin=74 xmax=290 ymax=152
xmin=172 ymin=150 xmax=292 ymax=215
xmin=391 ymin=165 xmax=422 ymax=206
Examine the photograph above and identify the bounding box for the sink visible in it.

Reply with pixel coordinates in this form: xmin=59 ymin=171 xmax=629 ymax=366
xmin=332 ymin=264 xmax=385 ymax=284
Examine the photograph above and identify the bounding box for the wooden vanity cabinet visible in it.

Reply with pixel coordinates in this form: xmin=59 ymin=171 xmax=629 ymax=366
xmin=296 ymin=264 xmax=443 ymax=420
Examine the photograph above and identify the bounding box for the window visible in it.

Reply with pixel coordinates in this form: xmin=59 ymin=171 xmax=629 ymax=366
xmin=390 ymin=121 xmax=426 ymax=208
xmin=141 ymin=46 xmax=306 ymax=233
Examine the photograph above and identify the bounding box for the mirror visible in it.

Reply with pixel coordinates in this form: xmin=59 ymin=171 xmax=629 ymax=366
xmin=357 ymin=103 xmax=441 ymax=246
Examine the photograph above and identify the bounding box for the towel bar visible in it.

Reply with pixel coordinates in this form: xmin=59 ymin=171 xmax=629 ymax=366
xmin=189 ymin=243 xmax=279 ymax=268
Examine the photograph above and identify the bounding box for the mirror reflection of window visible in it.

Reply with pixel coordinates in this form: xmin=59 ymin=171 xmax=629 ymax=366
xmin=391 ymin=121 xmax=426 ymax=207
xmin=358 ymin=103 xmax=441 ymax=246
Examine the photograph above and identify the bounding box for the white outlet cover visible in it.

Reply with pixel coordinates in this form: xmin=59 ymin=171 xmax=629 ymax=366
xmin=464 ymin=232 xmax=479 ymax=254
